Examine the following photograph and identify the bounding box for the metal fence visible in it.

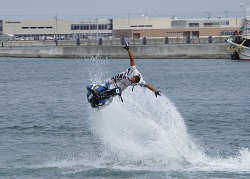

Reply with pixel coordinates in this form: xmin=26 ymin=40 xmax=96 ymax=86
xmin=1 ymin=36 xmax=228 ymax=47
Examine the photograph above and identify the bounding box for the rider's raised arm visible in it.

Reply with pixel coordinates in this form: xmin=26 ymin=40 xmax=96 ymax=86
xmin=124 ymin=42 xmax=135 ymax=67
xmin=128 ymin=48 xmax=135 ymax=67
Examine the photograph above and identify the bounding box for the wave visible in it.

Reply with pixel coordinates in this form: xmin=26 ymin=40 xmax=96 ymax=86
xmin=87 ymin=87 xmax=250 ymax=172
xmin=89 ymin=88 xmax=205 ymax=170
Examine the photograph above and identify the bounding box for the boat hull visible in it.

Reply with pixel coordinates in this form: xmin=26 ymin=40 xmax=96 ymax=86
xmin=226 ymin=39 xmax=250 ymax=60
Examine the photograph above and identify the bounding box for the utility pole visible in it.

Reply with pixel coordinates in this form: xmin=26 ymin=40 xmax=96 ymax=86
xmin=96 ymin=17 xmax=99 ymax=41
xmin=128 ymin=13 xmax=130 ymax=28
xmin=205 ymin=12 xmax=211 ymax=19
xmin=54 ymin=14 xmax=58 ymax=46
xmin=224 ymin=11 xmax=229 ymax=18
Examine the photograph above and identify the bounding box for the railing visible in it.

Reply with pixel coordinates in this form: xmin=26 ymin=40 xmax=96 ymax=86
xmin=1 ymin=36 xmax=228 ymax=47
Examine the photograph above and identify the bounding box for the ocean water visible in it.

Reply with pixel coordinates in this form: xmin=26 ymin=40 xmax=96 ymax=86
xmin=0 ymin=57 xmax=250 ymax=178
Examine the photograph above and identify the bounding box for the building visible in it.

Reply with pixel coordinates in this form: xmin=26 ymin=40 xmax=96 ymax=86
xmin=0 ymin=17 xmax=244 ymax=41
xmin=0 ymin=18 xmax=113 ymax=40
xmin=113 ymin=17 xmax=243 ymax=39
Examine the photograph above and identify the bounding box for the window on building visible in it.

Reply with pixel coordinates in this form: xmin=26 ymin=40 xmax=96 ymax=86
xmin=85 ymin=25 xmax=90 ymax=30
xmin=204 ymin=22 xmax=220 ymax=27
xmin=130 ymin=25 xmax=152 ymax=28
xmin=79 ymin=24 xmax=89 ymax=30
xmin=166 ymin=31 xmax=182 ymax=34
xmin=107 ymin=24 xmax=112 ymax=30
xmin=71 ymin=23 xmax=112 ymax=30
xmin=192 ymin=31 xmax=199 ymax=37
xmin=90 ymin=24 xmax=97 ymax=30
xmin=171 ymin=20 xmax=186 ymax=28
xmin=220 ymin=30 xmax=234 ymax=36
xmin=71 ymin=24 xmax=79 ymax=30
xmin=189 ymin=23 xmax=199 ymax=27
xmin=76 ymin=25 xmax=80 ymax=30
xmin=5 ymin=21 xmax=21 ymax=24
xmin=98 ymin=24 xmax=104 ymax=30
xmin=221 ymin=20 xmax=229 ymax=25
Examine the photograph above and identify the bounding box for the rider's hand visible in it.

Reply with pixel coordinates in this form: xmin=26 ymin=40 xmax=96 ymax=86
xmin=155 ymin=91 xmax=161 ymax=98
xmin=123 ymin=42 xmax=130 ymax=50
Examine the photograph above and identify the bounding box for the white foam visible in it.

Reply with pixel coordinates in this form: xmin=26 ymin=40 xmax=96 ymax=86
xmin=88 ymin=87 xmax=250 ymax=173
xmin=86 ymin=57 xmax=110 ymax=84
xmin=40 ymin=84 xmax=250 ymax=174
xmin=190 ymin=148 xmax=250 ymax=172
xmin=89 ymin=87 xmax=206 ymax=170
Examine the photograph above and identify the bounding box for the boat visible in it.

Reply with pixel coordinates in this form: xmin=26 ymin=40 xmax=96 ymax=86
xmin=226 ymin=30 xmax=250 ymax=60
xmin=226 ymin=7 xmax=250 ymax=60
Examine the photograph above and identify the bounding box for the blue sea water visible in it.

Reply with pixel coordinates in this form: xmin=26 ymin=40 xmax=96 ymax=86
xmin=0 ymin=57 xmax=250 ymax=178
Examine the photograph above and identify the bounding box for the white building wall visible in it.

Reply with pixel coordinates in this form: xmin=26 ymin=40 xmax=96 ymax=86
xmin=113 ymin=18 xmax=171 ymax=29
xmin=2 ymin=19 xmax=112 ymax=36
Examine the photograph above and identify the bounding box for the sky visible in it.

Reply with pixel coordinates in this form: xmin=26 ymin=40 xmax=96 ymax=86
xmin=0 ymin=0 xmax=248 ymax=20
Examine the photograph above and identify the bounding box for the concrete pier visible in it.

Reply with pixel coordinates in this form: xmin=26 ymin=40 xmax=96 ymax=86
xmin=0 ymin=44 xmax=229 ymax=59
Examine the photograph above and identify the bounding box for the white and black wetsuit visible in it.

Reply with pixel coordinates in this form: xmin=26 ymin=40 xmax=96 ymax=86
xmin=108 ymin=66 xmax=146 ymax=91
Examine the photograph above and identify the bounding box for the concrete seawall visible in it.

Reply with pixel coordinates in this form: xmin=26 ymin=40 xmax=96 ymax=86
xmin=0 ymin=44 xmax=229 ymax=59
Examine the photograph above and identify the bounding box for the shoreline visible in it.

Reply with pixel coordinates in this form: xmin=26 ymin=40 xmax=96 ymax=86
xmin=0 ymin=44 xmax=230 ymax=59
